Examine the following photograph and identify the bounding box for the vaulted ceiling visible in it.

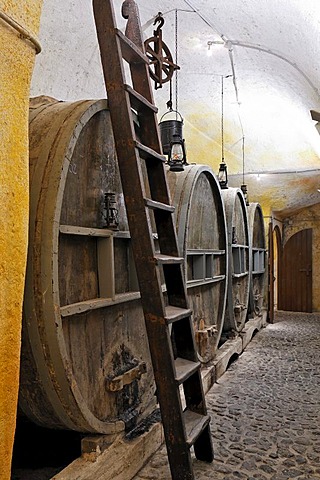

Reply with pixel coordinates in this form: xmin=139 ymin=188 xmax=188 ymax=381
xmin=31 ymin=0 xmax=320 ymax=216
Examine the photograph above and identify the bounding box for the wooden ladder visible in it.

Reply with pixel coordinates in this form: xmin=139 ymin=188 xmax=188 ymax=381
xmin=93 ymin=1 xmax=214 ymax=478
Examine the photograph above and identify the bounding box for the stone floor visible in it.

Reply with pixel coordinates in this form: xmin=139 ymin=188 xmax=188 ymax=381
xmin=133 ymin=311 xmax=320 ymax=480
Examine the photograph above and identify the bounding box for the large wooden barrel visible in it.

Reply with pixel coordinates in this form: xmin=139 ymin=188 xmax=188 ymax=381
xmin=167 ymin=165 xmax=228 ymax=362
xmin=19 ymin=97 xmax=156 ymax=434
xmin=247 ymin=203 xmax=268 ymax=316
xmin=221 ymin=187 xmax=250 ymax=333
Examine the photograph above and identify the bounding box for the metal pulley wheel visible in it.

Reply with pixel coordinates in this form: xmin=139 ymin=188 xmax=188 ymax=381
xmin=144 ymin=13 xmax=179 ymax=89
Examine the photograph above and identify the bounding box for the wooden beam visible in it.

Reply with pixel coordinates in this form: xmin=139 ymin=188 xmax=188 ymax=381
xmin=53 ymin=423 xmax=164 ymax=480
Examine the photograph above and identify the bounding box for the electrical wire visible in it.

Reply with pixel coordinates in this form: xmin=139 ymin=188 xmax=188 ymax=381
xmin=0 ymin=9 xmax=41 ymax=54
xmin=229 ymin=39 xmax=319 ymax=98
xmin=231 ymin=167 xmax=320 ymax=176
xmin=181 ymin=0 xmax=320 ymax=173
xmin=175 ymin=9 xmax=178 ymax=116
xmin=183 ymin=0 xmax=319 ymax=99
xmin=242 ymin=136 xmax=245 ymax=185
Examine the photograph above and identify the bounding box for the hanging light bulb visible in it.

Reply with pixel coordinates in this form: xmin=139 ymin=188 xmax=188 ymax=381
xmin=218 ymin=161 xmax=228 ymax=189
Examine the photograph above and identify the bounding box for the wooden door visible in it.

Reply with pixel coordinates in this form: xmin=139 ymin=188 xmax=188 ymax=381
xmin=279 ymin=228 xmax=312 ymax=312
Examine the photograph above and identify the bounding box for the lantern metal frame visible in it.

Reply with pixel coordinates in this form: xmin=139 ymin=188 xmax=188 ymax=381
xmin=218 ymin=161 xmax=228 ymax=189
xmin=168 ymin=133 xmax=188 ymax=172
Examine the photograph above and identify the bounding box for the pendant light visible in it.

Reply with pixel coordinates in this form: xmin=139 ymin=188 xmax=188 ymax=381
xmin=218 ymin=75 xmax=230 ymax=189
xmin=158 ymin=9 xmax=188 ymax=171
xmin=240 ymin=135 xmax=249 ymax=205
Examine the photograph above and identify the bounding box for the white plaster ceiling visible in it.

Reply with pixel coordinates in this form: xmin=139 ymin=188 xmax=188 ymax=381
xmin=30 ymin=0 xmax=320 ymax=214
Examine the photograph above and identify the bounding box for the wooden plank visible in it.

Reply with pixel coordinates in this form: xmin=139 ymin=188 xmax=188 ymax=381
xmin=144 ymin=198 xmax=175 ymax=213
xmin=60 ymin=292 xmax=141 ymax=317
xmin=59 ymin=235 xmax=99 ymax=306
xmin=60 ymin=225 xmax=113 ymax=237
xmin=164 ymin=306 xmax=192 ymax=324
xmin=187 ymin=249 xmax=225 ymax=255
xmin=154 ymin=253 xmax=184 ymax=264
xmin=124 ymin=84 xmax=158 ymax=113
xmin=135 ymin=141 xmax=166 ymax=162
xmin=187 ymin=275 xmax=226 ymax=287
xmin=175 ymin=358 xmax=200 ymax=384
xmin=53 ymin=423 xmax=164 ymax=480
xmin=116 ymin=28 xmax=149 ymax=64
xmin=232 ymin=272 xmax=249 ymax=278
xmin=97 ymin=237 xmax=115 ymax=299
xmin=183 ymin=410 xmax=210 ymax=447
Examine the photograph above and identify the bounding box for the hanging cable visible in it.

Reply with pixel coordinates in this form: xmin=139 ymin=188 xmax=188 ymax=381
xmin=183 ymin=0 xmax=320 ymax=99
xmin=221 ymin=74 xmax=232 ymax=163
xmin=175 ymin=9 xmax=179 ymax=118
xmin=166 ymin=78 xmax=173 ymax=110
xmin=242 ymin=135 xmax=245 ymax=185
xmin=221 ymin=75 xmax=225 ymax=163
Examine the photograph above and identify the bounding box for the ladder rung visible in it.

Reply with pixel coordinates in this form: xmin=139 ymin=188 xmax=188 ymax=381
xmin=144 ymin=198 xmax=175 ymax=213
xmin=183 ymin=410 xmax=211 ymax=448
xmin=124 ymin=84 xmax=158 ymax=113
xmin=116 ymin=29 xmax=149 ymax=64
xmin=175 ymin=357 xmax=200 ymax=384
xmin=164 ymin=305 xmax=192 ymax=324
xmin=155 ymin=254 xmax=184 ymax=265
xmin=135 ymin=141 xmax=166 ymax=162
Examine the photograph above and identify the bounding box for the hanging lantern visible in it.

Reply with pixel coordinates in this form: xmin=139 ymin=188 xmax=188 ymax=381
xmin=218 ymin=161 xmax=228 ymax=189
xmin=241 ymin=184 xmax=249 ymax=205
xmin=168 ymin=133 xmax=187 ymax=172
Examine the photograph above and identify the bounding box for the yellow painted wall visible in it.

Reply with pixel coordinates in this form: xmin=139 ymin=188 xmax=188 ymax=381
xmin=0 ymin=2 xmax=42 ymax=478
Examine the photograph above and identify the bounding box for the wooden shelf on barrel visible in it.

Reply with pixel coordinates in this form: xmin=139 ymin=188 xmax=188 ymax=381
xmin=252 ymin=247 xmax=266 ymax=275
xmin=187 ymin=248 xmax=226 ymax=287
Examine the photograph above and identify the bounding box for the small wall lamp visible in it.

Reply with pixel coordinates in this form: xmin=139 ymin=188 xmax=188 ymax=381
xmin=104 ymin=192 xmax=119 ymax=230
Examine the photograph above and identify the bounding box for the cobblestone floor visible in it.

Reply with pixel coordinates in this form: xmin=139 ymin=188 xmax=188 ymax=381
xmin=133 ymin=312 xmax=320 ymax=480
